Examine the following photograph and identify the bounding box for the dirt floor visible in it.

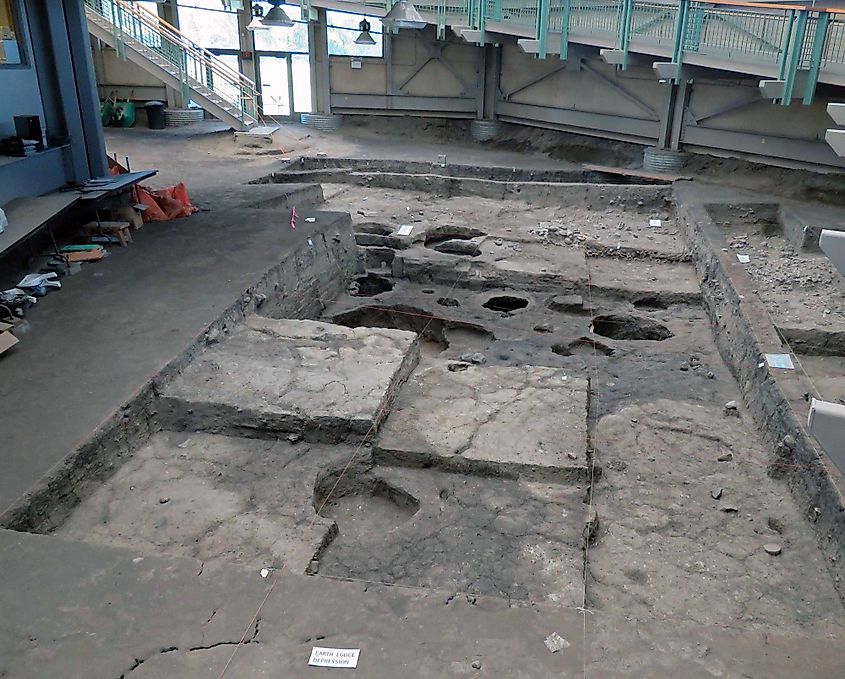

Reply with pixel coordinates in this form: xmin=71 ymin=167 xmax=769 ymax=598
xmin=8 ymin=118 xmax=845 ymax=676
xmin=55 ymin=125 xmax=845 ymax=641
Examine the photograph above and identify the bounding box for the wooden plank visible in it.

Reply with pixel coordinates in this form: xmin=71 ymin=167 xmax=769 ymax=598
xmin=64 ymin=248 xmax=105 ymax=262
xmin=0 ymin=191 xmax=82 ymax=257
xmin=77 ymin=170 xmax=158 ymax=202
xmin=582 ymin=162 xmax=687 ymax=183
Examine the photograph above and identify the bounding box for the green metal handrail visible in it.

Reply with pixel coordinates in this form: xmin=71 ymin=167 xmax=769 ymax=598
xmin=85 ymin=0 xmax=261 ymax=122
xmin=360 ymin=0 xmax=845 ymax=104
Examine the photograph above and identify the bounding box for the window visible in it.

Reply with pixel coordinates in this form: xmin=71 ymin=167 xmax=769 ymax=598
xmin=327 ymin=11 xmax=383 ymax=58
xmin=178 ymin=0 xmax=239 ymax=50
xmin=0 ymin=0 xmax=23 ymax=65
xmin=253 ymin=2 xmax=309 ymax=53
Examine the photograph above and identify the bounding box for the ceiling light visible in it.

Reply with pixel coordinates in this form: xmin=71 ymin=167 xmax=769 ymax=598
xmin=382 ymin=0 xmax=426 ymax=30
xmin=262 ymin=2 xmax=294 ymax=27
xmin=354 ymin=19 xmax=376 ymax=45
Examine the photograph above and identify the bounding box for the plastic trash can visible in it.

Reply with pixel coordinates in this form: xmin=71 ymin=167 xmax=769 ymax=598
xmin=145 ymin=101 xmax=166 ymax=130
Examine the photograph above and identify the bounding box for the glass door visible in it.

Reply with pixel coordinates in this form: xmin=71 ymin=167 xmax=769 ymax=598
xmin=258 ymin=55 xmax=292 ymax=117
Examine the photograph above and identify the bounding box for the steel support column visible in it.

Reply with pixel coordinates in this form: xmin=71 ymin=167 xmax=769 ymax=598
xmin=480 ymin=43 xmax=501 ymax=119
xmin=309 ymin=8 xmax=331 ymax=114
xmin=671 ymin=0 xmax=689 ymax=83
xmin=560 ymin=0 xmax=570 ymax=61
xmin=782 ymin=10 xmax=808 ymax=105
xmin=619 ymin=0 xmax=634 ymax=70
xmin=803 ymin=11 xmax=830 ymax=105
xmin=536 ymin=0 xmax=550 ymax=59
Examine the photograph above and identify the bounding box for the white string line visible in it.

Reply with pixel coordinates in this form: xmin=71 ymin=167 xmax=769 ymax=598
xmin=216 ymin=265 xmax=469 ymax=678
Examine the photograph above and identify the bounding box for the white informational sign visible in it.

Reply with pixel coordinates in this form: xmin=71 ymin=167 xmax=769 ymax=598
xmin=308 ymin=647 xmax=361 ymax=669
xmin=736 ymin=254 xmax=750 ymax=264
xmin=396 ymin=224 xmax=414 ymax=236
xmin=649 ymin=219 xmax=662 ymax=227
xmin=765 ymin=353 xmax=795 ymax=370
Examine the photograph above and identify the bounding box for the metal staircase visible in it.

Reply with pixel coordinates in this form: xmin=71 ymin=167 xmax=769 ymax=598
xmin=85 ymin=0 xmax=259 ymax=131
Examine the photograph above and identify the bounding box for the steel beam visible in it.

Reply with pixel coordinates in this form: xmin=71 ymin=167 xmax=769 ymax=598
xmin=819 ymin=229 xmax=845 ymax=275
xmin=503 ymin=62 xmax=568 ymax=99
xmin=581 ymin=61 xmax=659 ymax=120
xmin=825 ymin=129 xmax=845 ymax=157
xmin=829 ymin=103 xmax=845 ymax=126
xmin=600 ymin=49 xmax=625 ymax=66
xmin=692 ymin=94 xmax=762 ymax=124
xmin=496 ymin=101 xmax=661 ymax=142
xmin=808 ymin=398 xmax=845 ymax=475
xmin=683 ymin=125 xmax=845 ymax=169
xmin=331 ymin=92 xmax=477 ymax=113
xmin=518 ymin=35 xmax=563 ymax=56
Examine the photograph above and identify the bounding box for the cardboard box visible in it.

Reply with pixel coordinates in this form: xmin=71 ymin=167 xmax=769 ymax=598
xmin=0 ymin=328 xmax=18 ymax=355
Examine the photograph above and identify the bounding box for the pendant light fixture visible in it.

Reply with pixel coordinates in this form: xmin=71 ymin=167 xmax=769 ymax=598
xmin=382 ymin=0 xmax=426 ymax=30
xmin=354 ymin=19 xmax=376 ymax=45
xmin=261 ymin=0 xmax=294 ymax=28
xmin=247 ymin=3 xmax=269 ymax=30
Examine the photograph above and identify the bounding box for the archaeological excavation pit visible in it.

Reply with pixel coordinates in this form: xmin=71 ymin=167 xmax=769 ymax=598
xmin=9 ymin=150 xmax=845 ymax=677
xmin=8 ymin=1 xmax=845 ymax=672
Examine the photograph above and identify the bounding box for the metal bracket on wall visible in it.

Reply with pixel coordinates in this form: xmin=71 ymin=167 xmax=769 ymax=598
xmin=502 ymin=62 xmax=568 ymax=100
xmin=581 ymin=60 xmax=659 ymax=120
xmin=397 ymin=30 xmax=473 ymax=97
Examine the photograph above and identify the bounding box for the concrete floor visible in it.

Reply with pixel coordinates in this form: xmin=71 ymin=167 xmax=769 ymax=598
xmin=0 ymin=202 xmax=336 ymax=514
xmin=3 ymin=121 xmax=845 ymax=677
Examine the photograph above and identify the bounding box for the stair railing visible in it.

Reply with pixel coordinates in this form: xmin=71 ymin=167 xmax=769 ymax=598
xmin=85 ymin=0 xmax=261 ymax=123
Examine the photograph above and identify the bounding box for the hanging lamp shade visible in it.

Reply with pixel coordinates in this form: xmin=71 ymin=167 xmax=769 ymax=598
xmin=354 ymin=19 xmax=376 ymax=45
xmin=262 ymin=2 xmax=295 ymax=27
xmin=382 ymin=1 xmax=426 ymax=30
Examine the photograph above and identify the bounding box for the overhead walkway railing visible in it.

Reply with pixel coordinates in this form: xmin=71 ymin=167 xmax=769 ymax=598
xmin=330 ymin=0 xmax=845 ymax=104
xmin=85 ymin=0 xmax=260 ymax=124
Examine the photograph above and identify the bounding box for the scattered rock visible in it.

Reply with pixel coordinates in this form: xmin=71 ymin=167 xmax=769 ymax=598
xmin=711 ymin=488 xmax=723 ymax=500
xmin=544 ymin=632 xmax=571 ymax=653
xmin=723 ymin=400 xmax=739 ymax=416
xmin=567 ymin=452 xmax=578 ymax=460
xmin=767 ymin=516 xmax=785 ymax=534
xmin=549 ymin=295 xmax=584 ymax=312
xmin=717 ymin=452 xmax=733 ymax=462
xmin=583 ymin=506 xmax=600 ymax=543
xmin=533 ymin=323 xmax=554 ymax=333
xmin=721 ymin=504 xmax=739 ymax=513
xmin=459 ymin=352 xmax=487 ymax=365
xmin=205 ymin=327 xmax=221 ymax=344
xmin=471 ymin=660 xmax=482 ymax=670
xmin=448 ymin=362 xmax=469 ymax=372
xmin=287 ymin=433 xmax=301 ymax=443
xmin=679 ymin=363 xmax=689 ymax=371
xmin=706 ymin=371 xmax=715 ymax=379
xmin=159 ymin=497 xmax=170 ymax=504
xmin=764 ymin=543 xmax=783 ymax=556
xmin=775 ymin=434 xmax=796 ymax=457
